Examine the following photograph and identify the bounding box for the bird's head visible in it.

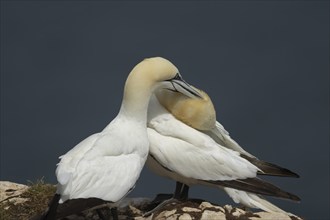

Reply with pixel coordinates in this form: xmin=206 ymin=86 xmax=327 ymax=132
xmin=125 ymin=57 xmax=202 ymax=99
xmin=156 ymin=86 xmax=216 ymax=130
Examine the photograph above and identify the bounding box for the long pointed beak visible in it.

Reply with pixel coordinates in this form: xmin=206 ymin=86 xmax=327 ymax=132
xmin=161 ymin=73 xmax=203 ymax=99
xmin=170 ymin=79 xmax=203 ymax=99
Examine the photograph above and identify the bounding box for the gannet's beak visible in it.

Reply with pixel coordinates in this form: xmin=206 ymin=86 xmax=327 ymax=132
xmin=164 ymin=73 xmax=203 ymax=99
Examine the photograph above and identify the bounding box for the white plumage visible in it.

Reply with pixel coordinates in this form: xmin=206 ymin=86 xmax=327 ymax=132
xmin=56 ymin=118 xmax=148 ymax=203
xmin=53 ymin=57 xmax=202 ymax=206
xmin=148 ymin=96 xmax=259 ymax=181
xmin=147 ymin=96 xmax=259 ymax=181
xmin=146 ymin=89 xmax=299 ymax=215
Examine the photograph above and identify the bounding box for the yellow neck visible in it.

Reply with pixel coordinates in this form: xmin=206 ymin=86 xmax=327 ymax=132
xmin=156 ymin=89 xmax=216 ymax=130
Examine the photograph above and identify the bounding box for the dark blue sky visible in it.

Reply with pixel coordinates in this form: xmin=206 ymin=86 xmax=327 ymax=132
xmin=1 ymin=1 xmax=329 ymax=219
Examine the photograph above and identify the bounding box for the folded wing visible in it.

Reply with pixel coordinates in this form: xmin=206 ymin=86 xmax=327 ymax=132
xmin=56 ymin=133 xmax=143 ymax=203
xmin=207 ymin=121 xmax=299 ymax=178
xmin=148 ymin=115 xmax=260 ymax=181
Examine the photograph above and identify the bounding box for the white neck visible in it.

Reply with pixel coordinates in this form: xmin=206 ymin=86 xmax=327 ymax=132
xmin=116 ymin=71 xmax=155 ymax=125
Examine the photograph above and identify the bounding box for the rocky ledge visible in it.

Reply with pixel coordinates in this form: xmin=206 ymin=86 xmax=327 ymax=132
xmin=0 ymin=181 xmax=302 ymax=220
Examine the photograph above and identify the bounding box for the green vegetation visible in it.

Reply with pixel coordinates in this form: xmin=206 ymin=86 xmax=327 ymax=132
xmin=0 ymin=179 xmax=56 ymax=220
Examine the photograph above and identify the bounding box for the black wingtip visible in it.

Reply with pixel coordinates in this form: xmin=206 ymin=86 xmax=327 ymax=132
xmin=207 ymin=177 xmax=300 ymax=202
xmin=288 ymin=193 xmax=301 ymax=202
xmin=257 ymin=163 xmax=300 ymax=178
xmin=240 ymin=155 xmax=300 ymax=178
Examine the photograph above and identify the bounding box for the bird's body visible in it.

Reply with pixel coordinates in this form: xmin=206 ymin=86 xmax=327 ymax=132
xmin=56 ymin=116 xmax=148 ymax=203
xmin=146 ymin=89 xmax=300 ymax=214
xmin=147 ymin=95 xmax=259 ymax=182
xmin=43 ymin=57 xmax=202 ymax=219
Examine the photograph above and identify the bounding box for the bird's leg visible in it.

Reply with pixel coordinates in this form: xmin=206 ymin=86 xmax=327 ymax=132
xmin=179 ymin=184 xmax=189 ymax=201
xmin=148 ymin=182 xmax=184 ymax=206
xmin=173 ymin=182 xmax=189 ymax=201
xmin=143 ymin=182 xmax=190 ymax=217
xmin=173 ymin=182 xmax=184 ymax=199
xmin=143 ymin=197 xmax=179 ymax=217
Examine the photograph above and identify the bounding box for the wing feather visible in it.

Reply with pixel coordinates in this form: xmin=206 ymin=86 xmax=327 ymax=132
xmin=207 ymin=122 xmax=299 ymax=178
xmin=147 ymin=125 xmax=259 ymax=181
xmin=68 ymin=154 xmax=143 ymax=202
xmin=56 ymin=132 xmax=145 ymax=203
xmin=207 ymin=178 xmax=300 ymax=201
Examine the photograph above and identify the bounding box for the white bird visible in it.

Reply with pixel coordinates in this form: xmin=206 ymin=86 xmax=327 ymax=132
xmin=42 ymin=57 xmax=202 ymax=219
xmin=146 ymin=87 xmax=300 ymax=215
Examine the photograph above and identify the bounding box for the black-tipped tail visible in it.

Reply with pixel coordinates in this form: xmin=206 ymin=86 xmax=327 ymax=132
xmin=207 ymin=177 xmax=300 ymax=202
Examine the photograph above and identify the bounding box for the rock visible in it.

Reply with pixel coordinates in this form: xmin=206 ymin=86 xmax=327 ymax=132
xmin=129 ymin=205 xmax=143 ymax=215
xmin=223 ymin=204 xmax=233 ymax=212
xmin=201 ymin=210 xmax=226 ymax=220
xmin=135 ymin=216 xmax=152 ymax=220
xmin=181 ymin=207 xmax=201 ymax=212
xmin=199 ymin=201 xmax=214 ymax=210
xmin=0 ymin=181 xmax=29 ymax=207
xmin=178 ymin=213 xmax=192 ymax=220
xmin=155 ymin=209 xmax=177 ymax=219
xmin=199 ymin=201 xmax=225 ymax=212
xmin=117 ymin=197 xmax=151 ymax=208
xmin=231 ymin=207 xmax=246 ymax=217
xmin=0 ymin=181 xmax=303 ymax=220
xmin=250 ymin=211 xmax=293 ymax=220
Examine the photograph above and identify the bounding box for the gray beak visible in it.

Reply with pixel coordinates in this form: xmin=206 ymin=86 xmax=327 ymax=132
xmin=165 ymin=73 xmax=203 ymax=99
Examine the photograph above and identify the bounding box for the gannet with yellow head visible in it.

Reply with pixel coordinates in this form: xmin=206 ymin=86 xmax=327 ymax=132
xmin=156 ymin=87 xmax=216 ymax=131
xmin=146 ymin=86 xmax=300 ymax=216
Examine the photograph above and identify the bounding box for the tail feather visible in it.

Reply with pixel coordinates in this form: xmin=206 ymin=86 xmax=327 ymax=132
xmin=56 ymin=197 xmax=106 ymax=219
xmin=208 ymin=122 xmax=300 ymax=179
xmin=224 ymin=187 xmax=286 ymax=212
xmin=207 ymin=177 xmax=300 ymax=202
xmin=39 ymin=193 xmax=107 ymax=219
xmin=41 ymin=193 xmax=61 ymax=220
xmin=223 ymin=188 xmax=299 ymax=217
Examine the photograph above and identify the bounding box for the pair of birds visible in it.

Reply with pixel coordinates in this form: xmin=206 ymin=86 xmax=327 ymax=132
xmin=44 ymin=57 xmax=300 ymax=219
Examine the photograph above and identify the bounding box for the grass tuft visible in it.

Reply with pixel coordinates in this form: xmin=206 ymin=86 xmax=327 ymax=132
xmin=0 ymin=178 xmax=56 ymax=220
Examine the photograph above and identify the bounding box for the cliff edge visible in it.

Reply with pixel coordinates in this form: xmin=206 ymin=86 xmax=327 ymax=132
xmin=0 ymin=181 xmax=302 ymax=220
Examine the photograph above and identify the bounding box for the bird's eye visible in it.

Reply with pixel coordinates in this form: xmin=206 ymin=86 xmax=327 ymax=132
xmin=173 ymin=73 xmax=182 ymax=80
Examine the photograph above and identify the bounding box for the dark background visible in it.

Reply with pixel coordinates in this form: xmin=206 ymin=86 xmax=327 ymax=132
xmin=1 ymin=1 xmax=328 ymax=219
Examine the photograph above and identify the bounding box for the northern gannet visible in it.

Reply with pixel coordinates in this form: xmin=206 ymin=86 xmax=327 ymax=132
xmin=42 ymin=57 xmax=202 ymax=219
xmin=146 ymin=88 xmax=300 ymax=215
